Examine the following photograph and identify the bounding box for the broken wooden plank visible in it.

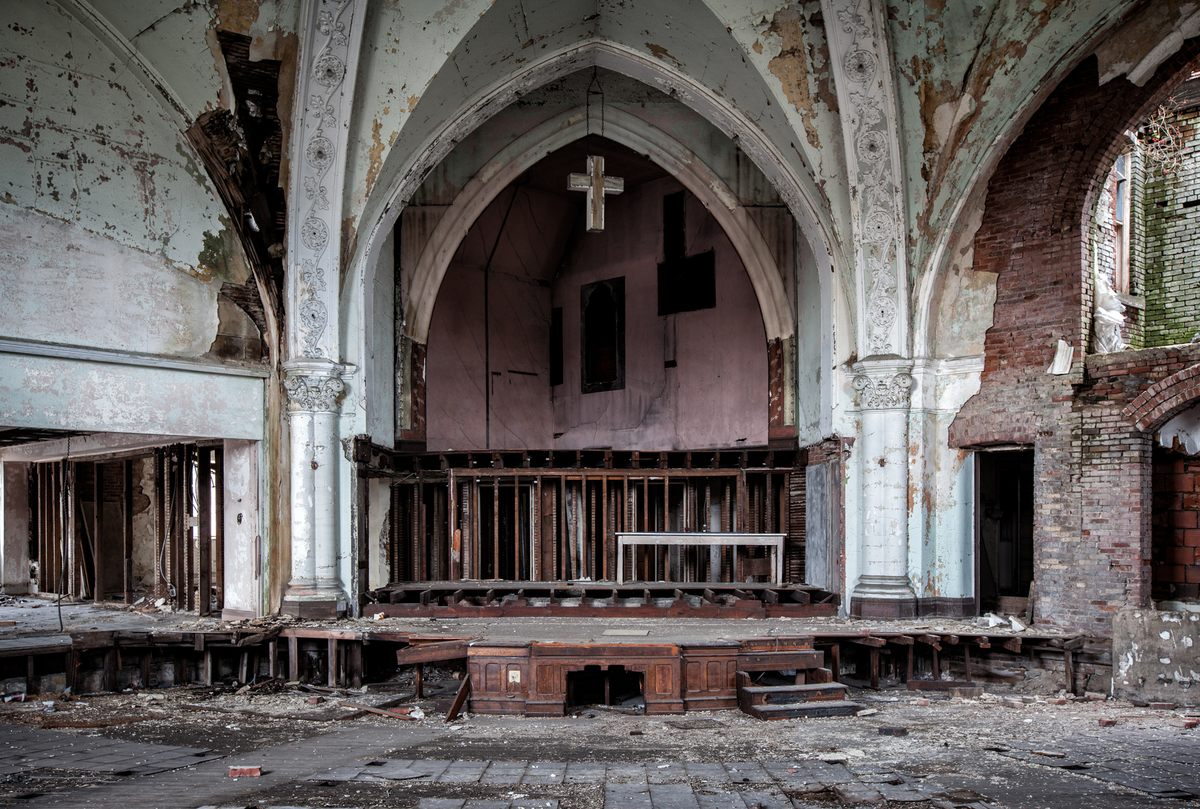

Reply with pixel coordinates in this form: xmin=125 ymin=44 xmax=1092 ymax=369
xmin=395 ymin=640 xmax=470 ymax=666
xmin=852 ymin=636 xmax=886 ymax=648
xmin=339 ymin=702 xmax=418 ymax=721
xmin=446 ymin=675 xmax=472 ymax=722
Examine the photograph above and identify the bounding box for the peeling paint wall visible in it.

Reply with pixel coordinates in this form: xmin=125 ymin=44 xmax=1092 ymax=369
xmin=889 ymin=1 xmax=1136 ymax=279
xmin=348 ymin=0 xmax=841 ymax=270
xmin=0 ymin=354 xmax=264 ymax=440
xmin=0 ymin=2 xmax=243 ymax=358
xmin=1113 ymin=606 xmax=1200 ymax=705
xmin=130 ymin=457 xmax=157 ymax=593
xmin=552 ymin=178 xmax=769 ymax=451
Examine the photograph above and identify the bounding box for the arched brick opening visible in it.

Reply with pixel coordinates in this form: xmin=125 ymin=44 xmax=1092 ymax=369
xmin=1124 ymin=361 xmax=1200 ymax=603
xmin=948 ymin=39 xmax=1200 ymax=631
xmin=1126 ymin=363 xmax=1200 ymax=432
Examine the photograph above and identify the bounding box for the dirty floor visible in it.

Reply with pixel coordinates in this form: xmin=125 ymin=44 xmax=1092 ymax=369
xmin=1 ymin=678 xmax=1197 ymax=808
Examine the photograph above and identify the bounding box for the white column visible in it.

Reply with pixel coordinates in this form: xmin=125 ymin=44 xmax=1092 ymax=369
xmin=281 ymin=0 xmax=365 ymax=617
xmin=282 ymin=360 xmax=347 ymax=617
xmin=851 ymin=360 xmax=916 ymax=616
xmin=1 ymin=462 xmax=32 ymax=595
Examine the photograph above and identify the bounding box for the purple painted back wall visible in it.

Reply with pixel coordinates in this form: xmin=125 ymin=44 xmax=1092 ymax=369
xmin=425 ymin=177 xmax=768 ymax=451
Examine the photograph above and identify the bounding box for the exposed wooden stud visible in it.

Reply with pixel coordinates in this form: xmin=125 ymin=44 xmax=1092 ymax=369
xmin=492 ymin=476 xmax=499 ymax=579
xmin=288 ymin=635 xmax=300 ymax=682
xmin=213 ymin=449 xmax=224 ymax=612
xmin=92 ymin=463 xmax=103 ymax=603
xmin=197 ymin=448 xmax=212 ymax=616
xmin=123 ymin=460 xmax=133 ymax=605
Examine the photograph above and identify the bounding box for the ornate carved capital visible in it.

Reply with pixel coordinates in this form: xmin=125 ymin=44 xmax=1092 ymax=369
xmin=284 ymin=366 xmax=346 ymax=412
xmin=854 ymin=371 xmax=913 ymax=409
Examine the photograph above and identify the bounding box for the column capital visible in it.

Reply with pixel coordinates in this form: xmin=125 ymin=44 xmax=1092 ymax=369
xmin=283 ymin=359 xmax=346 ymax=413
xmin=852 ymin=358 xmax=914 ymax=410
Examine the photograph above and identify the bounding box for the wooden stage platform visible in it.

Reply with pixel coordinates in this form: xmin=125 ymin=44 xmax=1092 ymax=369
xmin=367 ymin=581 xmax=839 ymax=618
xmin=0 ymin=598 xmax=1106 ymax=719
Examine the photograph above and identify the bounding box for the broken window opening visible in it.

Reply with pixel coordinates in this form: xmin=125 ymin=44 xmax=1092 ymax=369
xmin=1111 ymin=151 xmax=1132 ymax=295
xmin=657 ymin=191 xmax=716 ymax=316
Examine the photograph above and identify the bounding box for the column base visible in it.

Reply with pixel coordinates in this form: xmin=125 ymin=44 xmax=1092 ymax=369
xmin=850 ymin=574 xmax=917 ymax=618
xmin=916 ymin=596 xmax=975 ymax=618
xmin=281 ymin=581 xmax=347 ymax=619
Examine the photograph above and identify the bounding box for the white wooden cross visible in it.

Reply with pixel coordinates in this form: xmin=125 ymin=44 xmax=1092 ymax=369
xmin=568 ymin=155 xmax=624 ymax=232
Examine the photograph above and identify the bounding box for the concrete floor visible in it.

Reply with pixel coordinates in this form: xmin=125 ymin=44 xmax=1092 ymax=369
xmin=1 ymin=685 xmax=1198 ymax=808
xmin=4 ymin=595 xmax=1179 ymax=808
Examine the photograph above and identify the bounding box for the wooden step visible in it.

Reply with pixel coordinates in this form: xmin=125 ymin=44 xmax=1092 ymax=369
xmin=740 ymin=636 xmax=815 ymax=652
xmin=737 ymin=650 xmax=824 ymax=671
xmin=738 ymin=682 xmax=847 ymax=706
xmin=741 ymin=699 xmax=862 ymax=720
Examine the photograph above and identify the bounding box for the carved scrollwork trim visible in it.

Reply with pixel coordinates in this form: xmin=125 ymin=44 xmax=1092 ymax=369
xmin=823 ymin=0 xmax=907 ymax=357
xmin=292 ymin=0 xmax=361 ymax=360
xmin=284 ymin=369 xmax=346 ymax=412
xmin=854 ymin=372 xmax=913 ymax=409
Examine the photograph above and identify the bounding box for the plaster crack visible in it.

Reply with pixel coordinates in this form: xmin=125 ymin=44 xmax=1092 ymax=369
xmin=131 ymin=2 xmax=196 ymax=42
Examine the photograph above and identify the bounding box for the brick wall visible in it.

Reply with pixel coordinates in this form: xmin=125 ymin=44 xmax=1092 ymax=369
xmin=1143 ymin=106 xmax=1200 ymax=347
xmin=1152 ymin=448 xmax=1200 ymax=600
xmin=950 ymin=46 xmax=1200 ymax=634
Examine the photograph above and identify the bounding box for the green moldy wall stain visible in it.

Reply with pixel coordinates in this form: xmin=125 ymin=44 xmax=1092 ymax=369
xmin=1142 ymin=109 xmax=1200 ymax=348
xmin=197 ymin=217 xmax=250 ymax=285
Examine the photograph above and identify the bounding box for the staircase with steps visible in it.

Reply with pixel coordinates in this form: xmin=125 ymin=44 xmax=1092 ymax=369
xmin=735 ymin=637 xmax=861 ymax=720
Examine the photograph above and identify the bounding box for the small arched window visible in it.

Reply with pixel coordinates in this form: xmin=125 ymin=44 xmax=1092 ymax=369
xmin=581 ymin=277 xmax=624 ymax=393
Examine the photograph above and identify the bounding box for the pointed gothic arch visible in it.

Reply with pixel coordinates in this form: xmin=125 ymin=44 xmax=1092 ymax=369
xmin=346 ymin=39 xmax=848 ymax=352
xmin=402 ymin=107 xmax=793 ymax=345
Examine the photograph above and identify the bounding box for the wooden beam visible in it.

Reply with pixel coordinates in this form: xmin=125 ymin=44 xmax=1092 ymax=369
xmin=395 ymin=640 xmax=470 ymax=666
xmin=123 ymin=460 xmax=133 ymax=605
xmin=197 ymin=449 xmax=212 ymax=616
xmin=853 ymin=636 xmax=887 ymax=648
xmin=445 ymin=675 xmax=471 ymax=722
xmin=213 ymin=449 xmax=224 ymax=612
xmin=92 ymin=463 xmax=103 ymax=603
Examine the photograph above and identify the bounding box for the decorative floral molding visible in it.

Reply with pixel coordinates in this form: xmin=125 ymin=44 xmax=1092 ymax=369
xmin=854 ymin=372 xmax=913 ymax=409
xmin=822 ymin=0 xmax=907 ymax=357
xmin=290 ymin=0 xmax=365 ymax=360
xmin=284 ymin=368 xmax=346 ymax=412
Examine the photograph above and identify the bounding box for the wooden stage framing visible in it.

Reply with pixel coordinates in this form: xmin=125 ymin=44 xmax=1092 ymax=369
xmin=367 ymin=580 xmax=839 ymax=618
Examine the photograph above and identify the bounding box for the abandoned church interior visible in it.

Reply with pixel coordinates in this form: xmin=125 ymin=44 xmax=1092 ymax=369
xmin=2 ymin=1 xmax=1200 ymax=806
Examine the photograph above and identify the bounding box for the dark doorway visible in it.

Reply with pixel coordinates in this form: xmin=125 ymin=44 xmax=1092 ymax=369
xmin=976 ymin=449 xmax=1034 ymax=614
xmin=1151 ymin=445 xmax=1200 ymax=602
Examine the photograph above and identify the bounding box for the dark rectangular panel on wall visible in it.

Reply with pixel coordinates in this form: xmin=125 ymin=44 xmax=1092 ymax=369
xmin=658 ymin=251 xmax=715 ymax=316
xmin=580 ymin=277 xmax=625 ymax=393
